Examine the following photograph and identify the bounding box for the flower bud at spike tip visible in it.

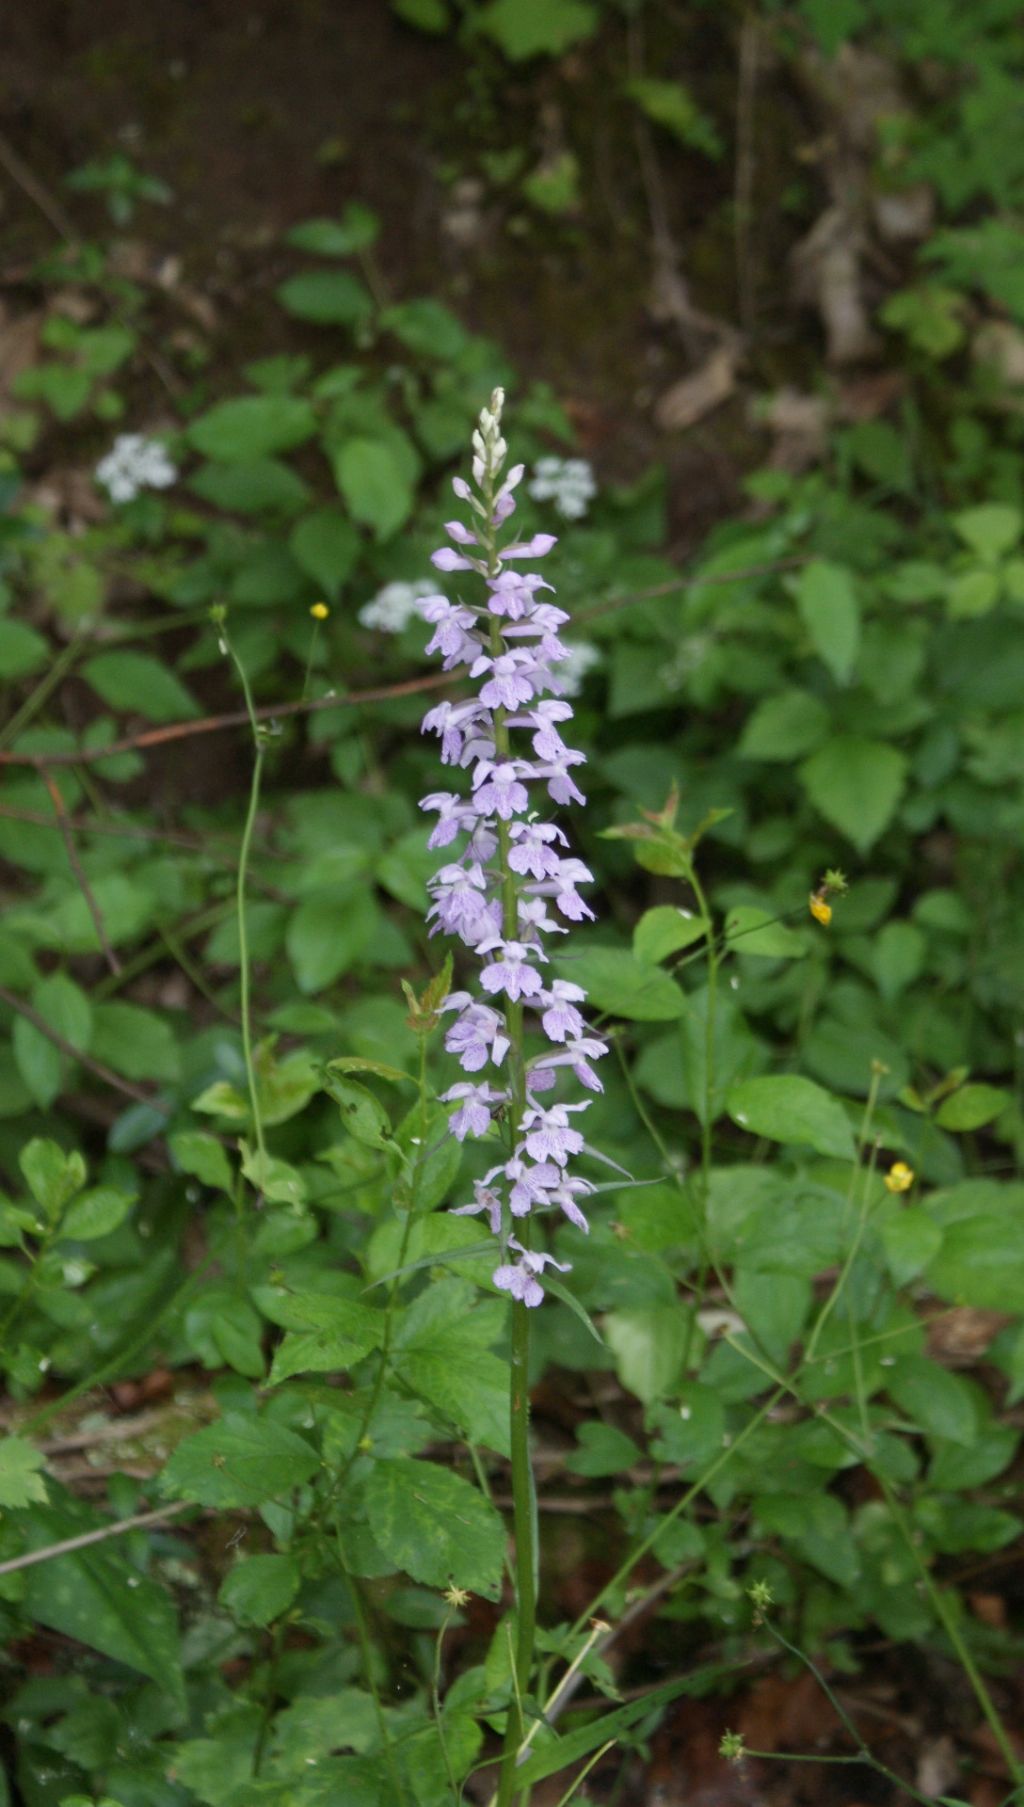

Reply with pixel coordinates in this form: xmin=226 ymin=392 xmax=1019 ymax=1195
xmin=885 ymin=1161 xmax=914 ymax=1193
xmin=310 ymin=601 xmax=329 ymax=620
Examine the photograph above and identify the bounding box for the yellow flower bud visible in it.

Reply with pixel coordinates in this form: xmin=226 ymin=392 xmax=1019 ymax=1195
xmin=809 ymin=893 xmax=832 ymax=926
xmin=310 ymin=601 xmax=329 ymax=621
xmin=885 ymin=1161 xmax=914 ymax=1193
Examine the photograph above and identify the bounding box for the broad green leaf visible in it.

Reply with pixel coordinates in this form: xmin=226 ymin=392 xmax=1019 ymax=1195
xmin=887 ymin=1355 xmax=977 ymax=1445
xmin=872 ymin=921 xmax=925 ymax=1001
xmin=881 ymin=1207 xmax=943 ymax=1284
xmin=13 ymin=1016 xmax=63 ymax=1108
xmin=926 ymin=1210 xmax=1024 ymax=1312
xmin=393 ymin=1343 xmax=511 ymax=1456
xmin=474 ymin=0 xmax=599 ymax=60
xmin=514 ymin=1663 xmax=742 ymax=1788
xmin=557 ymin=947 xmax=685 ymax=1020
xmin=25 ymin=1507 xmax=184 ymax=1703
xmin=799 ymin=736 xmax=907 ymax=851
xmin=285 ymin=888 xmax=378 ymax=992
xmin=737 ymin=688 xmax=830 ymax=760
xmin=953 ymin=503 xmax=1021 ymax=559
xmin=947 ymin=567 xmax=1000 ymax=618
xmin=276 ymin=269 xmax=373 ymax=326
xmin=564 ymin=1421 xmax=642 ymax=1477
xmin=632 ymin=905 xmax=707 ymax=963
xmin=648 ymin=1383 xmax=725 ymax=1467
xmin=604 ymin=1304 xmax=686 ymax=1403
xmin=0 ymin=618 xmax=48 ymax=679
xmin=726 ymin=1075 xmax=855 ymax=1160
xmin=187 ymin=394 xmax=317 ymax=461
xmin=160 ymin=1414 xmax=320 ymax=1507
xmin=286 ymin=206 xmax=380 ymax=255
xmin=323 ymin=1072 xmax=394 ymax=1151
xmin=724 ymin=905 xmax=806 ymax=960
xmin=935 ymin=1084 xmax=1009 ymax=1131
xmin=624 ymin=77 xmax=721 ymax=156
xmin=47 ymin=874 xmax=154 ymax=952
xmin=20 ymin=1138 xmax=86 ymax=1218
xmin=732 ymin=1268 xmax=810 ymax=1365
xmin=365 ymin=1458 xmax=505 ymax=1596
xmin=61 ymin=1186 xmax=133 ymax=1241
xmin=219 ymin=1553 xmax=301 ymax=1626
xmin=189 ymin=457 xmax=310 ymax=515
xmin=795 ymin=559 xmax=860 ymax=684
xmin=334 ymin=437 xmax=414 ymax=539
xmin=380 ymin=298 xmax=468 ymax=360
xmin=288 ymin=508 xmax=360 ymax=598
xmin=82 ymin=651 xmax=198 ymax=723
xmin=0 ymin=1434 xmax=47 ymax=1507
xmin=91 ymin=1000 xmax=180 ymax=1081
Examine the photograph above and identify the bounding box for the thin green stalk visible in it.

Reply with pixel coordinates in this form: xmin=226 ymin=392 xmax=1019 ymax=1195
xmin=680 ymin=862 xmax=717 ymax=1372
xmin=224 ymin=627 xmax=268 ymax=1193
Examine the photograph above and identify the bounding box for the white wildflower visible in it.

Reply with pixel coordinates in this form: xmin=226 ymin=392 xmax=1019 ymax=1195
xmin=359 ymin=578 xmax=436 ymax=634
xmin=95 ymin=433 xmax=178 ymax=503
xmin=528 ymin=456 xmax=597 ymax=521
xmin=558 ymin=640 xmax=602 ymax=697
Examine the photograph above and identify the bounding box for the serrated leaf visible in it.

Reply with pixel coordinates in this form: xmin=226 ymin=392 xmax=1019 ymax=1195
xmin=799 ymin=736 xmax=907 ymax=852
xmin=187 ymin=394 xmax=317 ymax=462
xmin=91 ymin=1000 xmax=180 ymax=1081
xmin=61 ymin=1186 xmax=133 ymax=1241
xmin=887 ymin=1355 xmax=977 ymax=1445
xmin=557 ymin=947 xmax=686 ymax=1020
xmin=82 ymin=651 xmax=198 ymax=723
xmin=364 ymin=1458 xmax=505 ymax=1595
xmin=727 ymin=1075 xmax=855 ymax=1160
xmin=724 ymin=905 xmax=806 ymax=960
xmin=632 ymin=905 xmax=707 ymax=964
xmin=738 ymin=688 xmax=830 ymax=760
xmin=333 ymin=437 xmax=414 ymax=539
xmin=289 ymin=508 xmax=360 ymax=599
xmin=219 ymin=1553 xmax=301 ymax=1626
xmin=160 ymin=1414 xmax=319 ymax=1507
xmin=0 ymin=1435 xmax=47 ymax=1507
xmin=795 ymin=560 xmax=861 ymax=684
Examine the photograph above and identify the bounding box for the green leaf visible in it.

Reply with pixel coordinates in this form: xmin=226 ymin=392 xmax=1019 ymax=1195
xmin=267 ymin=1295 xmax=384 ymax=1382
xmin=286 ymin=205 xmax=380 ymax=255
xmin=604 ymin=1305 xmax=686 ymax=1404
xmin=219 ymin=1553 xmax=301 ymax=1626
xmin=623 ymin=77 xmax=721 ymax=156
xmin=799 ymin=736 xmax=907 ymax=851
xmin=380 ymin=298 xmax=468 ymax=360
xmin=514 ymin=1662 xmax=742 ymax=1788
xmin=394 ymin=1343 xmax=511 ymax=1456
xmin=364 ymin=1458 xmax=505 ymax=1596
xmin=25 ymin=1507 xmax=184 ymax=1703
xmin=632 ymin=905 xmax=707 ymax=963
xmin=474 ymin=0 xmax=599 ymax=60
xmin=564 ymin=1421 xmax=642 ymax=1477
xmin=289 ymin=508 xmax=361 ymax=599
xmin=160 ymin=1414 xmax=320 ymax=1507
xmin=276 ymin=270 xmax=373 ymax=326
xmin=13 ymin=1017 xmax=63 ymax=1107
xmin=20 ymin=1138 xmax=86 ymax=1218
xmin=887 ymin=1355 xmax=977 ymax=1445
xmin=557 ymin=947 xmax=686 ymax=1020
xmin=881 ymin=1207 xmax=943 ymax=1284
xmin=953 ymin=503 xmax=1022 ymax=559
xmin=334 ymin=437 xmax=414 ymax=539
xmin=726 ymin=1075 xmax=855 ymax=1160
xmin=724 ymin=905 xmax=806 ymax=960
xmin=323 ymin=1072 xmax=394 ymax=1151
xmin=188 ymin=457 xmax=310 ymax=515
xmin=737 ymin=688 xmax=830 ymax=760
xmin=91 ymin=1000 xmax=180 ymax=1081
xmin=947 ymin=567 xmax=1000 ymax=619
xmin=33 ymin=972 xmax=92 ymax=1051
xmin=872 ymin=921 xmax=925 ymax=1001
xmin=61 ymin=1186 xmax=133 ymax=1241
xmin=926 ymin=1209 xmax=1024 ymax=1312
xmin=286 ymin=888 xmax=378 ymax=992
xmin=0 ymin=618 xmax=48 ymax=680
xmin=794 ymin=560 xmax=861 ymax=684
xmin=187 ymin=394 xmax=317 ymax=462
xmin=649 ymin=1383 xmax=725 ymax=1467
xmin=935 ymin=1084 xmax=1009 ymax=1131
xmin=0 ymin=1434 xmax=48 ymax=1507
xmin=82 ymin=651 xmax=198 ymax=723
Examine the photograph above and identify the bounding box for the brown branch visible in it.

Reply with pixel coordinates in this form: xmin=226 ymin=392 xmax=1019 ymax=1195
xmin=0 ymin=559 xmax=806 ymax=774
xmin=0 ymin=668 xmax=453 ymax=770
xmin=41 ymin=767 xmax=121 ymax=976
xmin=0 ymin=984 xmax=160 ymax=1108
xmin=0 ymin=1499 xmax=195 ymax=1577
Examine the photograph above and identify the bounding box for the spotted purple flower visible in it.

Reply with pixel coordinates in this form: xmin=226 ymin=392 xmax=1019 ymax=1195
xmin=416 ymin=389 xmax=605 ymax=1305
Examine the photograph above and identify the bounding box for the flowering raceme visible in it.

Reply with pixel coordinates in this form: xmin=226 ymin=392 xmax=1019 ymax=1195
xmin=418 ymin=391 xmax=604 ymax=1306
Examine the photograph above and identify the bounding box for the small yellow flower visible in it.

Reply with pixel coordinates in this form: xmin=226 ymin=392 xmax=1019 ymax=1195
xmin=310 ymin=601 xmax=330 ymax=621
xmin=443 ymin=1585 xmax=471 ymax=1609
xmin=809 ymin=892 xmax=832 ymax=926
xmin=885 ymin=1161 xmax=914 ymax=1193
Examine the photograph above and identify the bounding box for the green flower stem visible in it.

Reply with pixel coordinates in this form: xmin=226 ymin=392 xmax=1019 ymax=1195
xmin=224 ymin=628 xmax=269 ymax=1196
xmin=477 ymin=469 xmax=537 ymax=1807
